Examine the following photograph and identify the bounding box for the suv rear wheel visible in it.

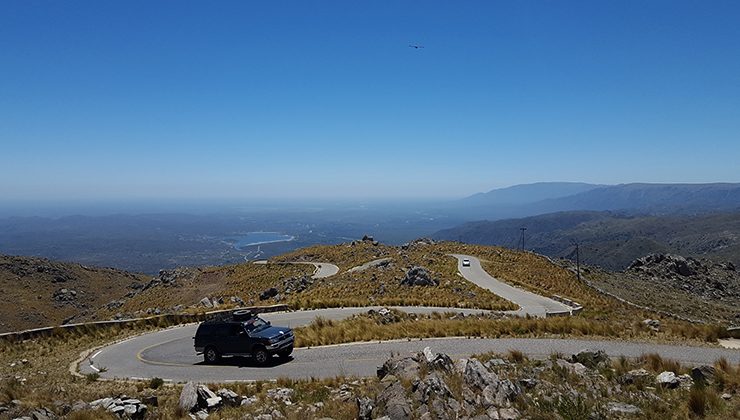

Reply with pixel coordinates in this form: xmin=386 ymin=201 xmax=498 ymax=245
xmin=253 ymin=346 xmax=269 ymax=365
xmin=204 ymin=346 xmax=220 ymax=364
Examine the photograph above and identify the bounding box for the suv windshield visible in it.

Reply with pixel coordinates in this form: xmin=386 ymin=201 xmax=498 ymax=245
xmin=244 ymin=317 xmax=269 ymax=333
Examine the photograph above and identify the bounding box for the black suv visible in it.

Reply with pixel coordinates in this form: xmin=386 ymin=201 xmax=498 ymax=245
xmin=193 ymin=310 xmax=294 ymax=365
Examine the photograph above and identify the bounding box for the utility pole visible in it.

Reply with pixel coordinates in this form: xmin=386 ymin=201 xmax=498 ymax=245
xmin=573 ymin=241 xmax=581 ymax=282
xmin=519 ymin=227 xmax=527 ymax=251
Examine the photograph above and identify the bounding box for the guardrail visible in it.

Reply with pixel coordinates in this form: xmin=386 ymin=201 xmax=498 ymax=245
xmin=549 ymin=294 xmax=584 ymax=316
xmin=0 ymin=304 xmax=289 ymax=342
xmin=728 ymin=327 xmax=740 ymax=339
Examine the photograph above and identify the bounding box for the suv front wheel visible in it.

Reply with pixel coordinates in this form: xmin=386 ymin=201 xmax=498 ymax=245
xmin=253 ymin=346 xmax=269 ymax=365
xmin=204 ymin=346 xmax=220 ymax=364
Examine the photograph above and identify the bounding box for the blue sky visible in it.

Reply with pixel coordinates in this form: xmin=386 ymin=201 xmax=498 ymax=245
xmin=1 ymin=1 xmax=739 ymax=200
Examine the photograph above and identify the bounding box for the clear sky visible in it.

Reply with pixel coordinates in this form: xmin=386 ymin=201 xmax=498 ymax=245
xmin=2 ymin=1 xmax=739 ymax=201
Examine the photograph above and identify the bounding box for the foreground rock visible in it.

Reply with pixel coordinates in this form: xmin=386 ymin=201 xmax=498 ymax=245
xmin=89 ymin=396 xmax=148 ymax=419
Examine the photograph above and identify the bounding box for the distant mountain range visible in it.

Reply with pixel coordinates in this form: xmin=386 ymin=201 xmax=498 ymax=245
xmin=445 ymin=182 xmax=740 ymax=220
xmin=433 ymin=211 xmax=740 ymax=270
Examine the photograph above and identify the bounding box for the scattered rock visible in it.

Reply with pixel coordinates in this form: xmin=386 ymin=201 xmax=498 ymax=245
xmin=619 ymin=368 xmax=651 ymax=384
xmin=229 ymin=296 xmax=245 ymax=305
xmin=570 ymin=349 xmax=610 ymax=368
xmin=89 ymin=395 xmax=147 ymax=419
xmin=676 ymin=374 xmax=693 ymax=389
xmin=199 ymin=297 xmax=213 ymax=308
xmin=259 ymin=287 xmax=279 ymax=301
xmin=656 ymin=371 xmax=679 ymax=388
xmin=368 ymin=308 xmax=402 ymax=324
xmin=356 ymin=396 xmax=374 ymax=420
xmin=28 ymin=407 xmax=57 ymax=420
xmin=266 ymin=387 xmax=294 ymax=403
xmin=498 ymin=407 xmax=520 ymax=419
xmin=642 ymin=319 xmax=661 ymax=331
xmin=283 ymin=275 xmax=314 ymax=294
xmin=555 ymin=359 xmax=588 ymax=376
xmin=607 ymin=402 xmax=641 ymax=415
xmin=216 ymin=389 xmax=239 ymax=407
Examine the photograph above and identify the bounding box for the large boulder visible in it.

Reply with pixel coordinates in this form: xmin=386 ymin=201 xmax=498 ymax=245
xmin=691 ymin=365 xmax=717 ymax=385
xmin=376 ymin=375 xmax=412 ymax=420
xmin=179 ymin=382 xmax=199 ymax=413
xmin=413 ymin=373 xmax=452 ymax=404
xmin=463 ymin=359 xmax=500 ymax=391
xmin=400 ymin=267 xmax=438 ymax=287
xmin=196 ymin=385 xmax=222 ymax=410
xmin=377 ymin=355 xmax=421 ymax=381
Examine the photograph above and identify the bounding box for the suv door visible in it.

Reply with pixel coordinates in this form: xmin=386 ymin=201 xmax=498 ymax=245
xmin=222 ymin=323 xmax=252 ymax=355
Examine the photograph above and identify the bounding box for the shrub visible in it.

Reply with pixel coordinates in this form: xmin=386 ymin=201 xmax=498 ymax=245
xmin=688 ymin=386 xmax=708 ymax=417
xmin=149 ymin=377 xmax=164 ymax=389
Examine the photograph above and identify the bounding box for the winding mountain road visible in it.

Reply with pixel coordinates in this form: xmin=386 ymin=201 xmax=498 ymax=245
xmin=78 ymin=255 xmax=739 ymax=382
xmin=81 ymin=309 xmax=740 ymax=382
xmin=452 ymin=254 xmax=573 ymax=317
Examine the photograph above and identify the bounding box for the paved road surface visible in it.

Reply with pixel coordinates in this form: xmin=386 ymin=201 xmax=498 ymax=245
xmin=452 ymin=254 xmax=572 ymax=317
xmin=253 ymin=261 xmax=340 ymax=279
xmin=81 ymin=307 xmax=490 ymax=381
xmin=81 ymin=307 xmax=740 ymax=383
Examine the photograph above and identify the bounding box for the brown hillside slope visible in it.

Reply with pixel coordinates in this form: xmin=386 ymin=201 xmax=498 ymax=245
xmin=0 ymin=254 xmax=147 ymax=332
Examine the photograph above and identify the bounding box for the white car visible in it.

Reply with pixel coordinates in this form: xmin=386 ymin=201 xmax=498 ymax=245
xmin=462 ymin=259 xmax=471 ymax=267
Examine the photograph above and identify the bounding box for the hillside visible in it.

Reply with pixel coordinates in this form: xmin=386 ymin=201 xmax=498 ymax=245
xmin=0 ymin=254 xmax=148 ymax=332
xmin=574 ymin=254 xmax=740 ymax=326
xmin=433 ymin=211 xmax=740 ymax=270
xmin=96 ymin=240 xmax=518 ymax=320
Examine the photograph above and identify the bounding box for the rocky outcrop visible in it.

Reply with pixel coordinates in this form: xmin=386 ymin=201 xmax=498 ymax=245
xmin=259 ymin=287 xmax=279 ymax=300
xmin=626 ymin=253 xmax=740 ymax=301
xmin=282 ymin=275 xmax=313 ymax=294
xmin=399 ymin=266 xmax=438 ymax=287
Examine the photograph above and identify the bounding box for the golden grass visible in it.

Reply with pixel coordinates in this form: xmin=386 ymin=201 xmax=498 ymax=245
xmin=277 ymin=242 xmax=517 ymax=311
xmin=292 ymin=311 xmax=725 ymax=348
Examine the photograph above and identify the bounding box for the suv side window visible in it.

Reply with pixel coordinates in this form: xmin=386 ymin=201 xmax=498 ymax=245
xmin=229 ymin=324 xmax=244 ymax=337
